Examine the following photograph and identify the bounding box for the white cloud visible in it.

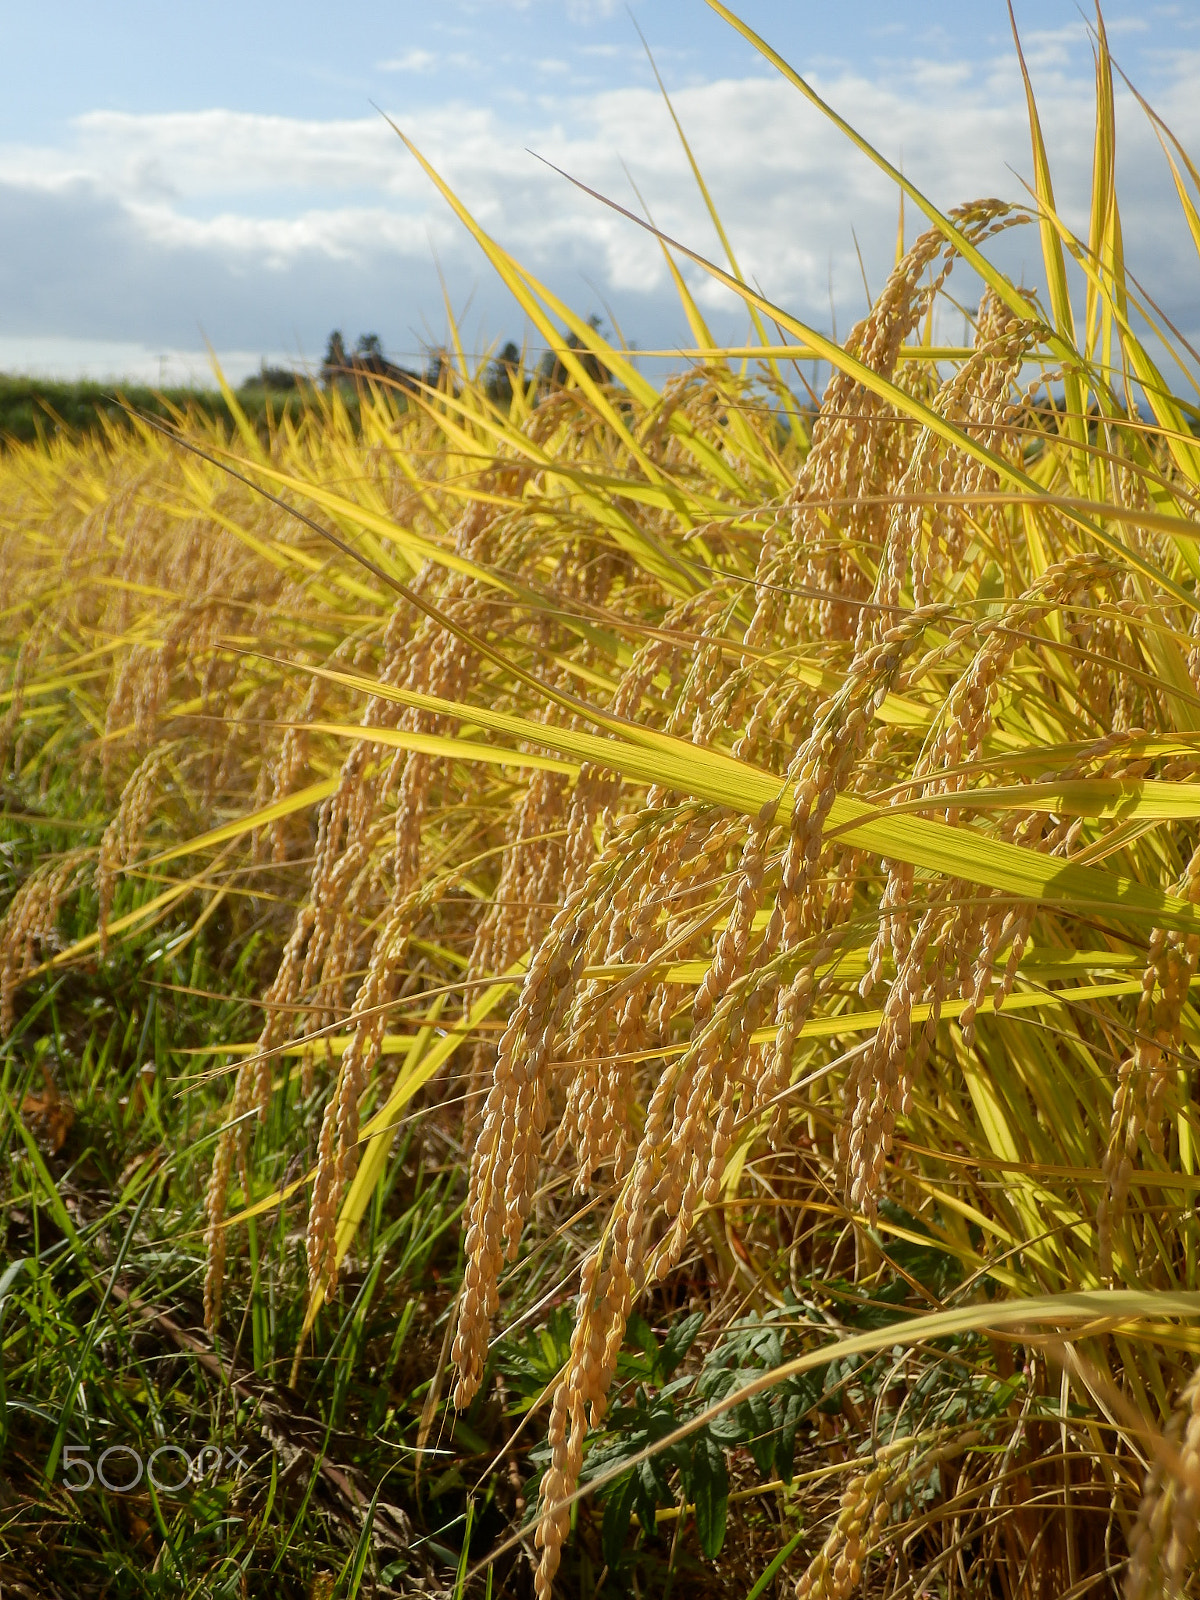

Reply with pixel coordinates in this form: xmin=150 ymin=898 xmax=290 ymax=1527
xmin=1021 ymin=26 xmax=1092 ymax=70
xmin=564 ymin=0 xmax=621 ymax=18
xmin=1 ymin=42 xmax=1197 ymax=377
xmin=378 ymin=48 xmax=437 ymax=73
xmin=0 ymin=336 xmax=282 ymax=387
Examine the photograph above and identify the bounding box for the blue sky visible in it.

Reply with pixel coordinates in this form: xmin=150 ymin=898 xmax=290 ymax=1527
xmin=1 ymin=2 xmax=1196 ymax=381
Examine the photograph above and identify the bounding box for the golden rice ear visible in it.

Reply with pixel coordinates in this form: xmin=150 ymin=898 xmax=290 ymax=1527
xmin=1125 ymin=1361 xmax=1200 ymax=1600
xmin=0 ymin=849 xmax=91 ymax=1037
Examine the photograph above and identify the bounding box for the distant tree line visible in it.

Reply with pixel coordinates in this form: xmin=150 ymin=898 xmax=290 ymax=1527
xmin=318 ymin=332 xmax=423 ymax=393
xmin=313 ymin=319 xmax=611 ymax=405
xmin=0 ymin=317 xmax=617 ymax=448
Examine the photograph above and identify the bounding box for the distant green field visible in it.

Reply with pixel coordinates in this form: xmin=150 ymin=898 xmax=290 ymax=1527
xmin=0 ymin=373 xmax=318 ymax=446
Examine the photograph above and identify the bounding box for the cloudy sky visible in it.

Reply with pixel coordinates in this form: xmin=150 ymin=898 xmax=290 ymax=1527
xmin=1 ymin=1 xmax=1196 ymax=383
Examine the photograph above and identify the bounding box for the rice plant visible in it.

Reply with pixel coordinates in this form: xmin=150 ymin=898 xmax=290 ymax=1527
xmin=4 ymin=5 xmax=1200 ymax=1595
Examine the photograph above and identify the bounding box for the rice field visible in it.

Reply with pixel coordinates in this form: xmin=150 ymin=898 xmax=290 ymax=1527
xmin=3 ymin=8 xmax=1200 ymax=1597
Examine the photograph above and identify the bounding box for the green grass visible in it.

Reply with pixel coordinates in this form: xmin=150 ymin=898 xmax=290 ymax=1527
xmin=0 ymin=836 xmax=786 ymax=1599
xmin=0 ymin=913 xmax=469 ymax=1593
xmin=0 ymin=374 xmax=325 ymax=449
xmin=0 ymin=786 xmax=484 ymax=1597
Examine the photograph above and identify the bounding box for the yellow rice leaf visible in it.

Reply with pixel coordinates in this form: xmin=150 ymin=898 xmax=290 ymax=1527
xmin=298 ymin=993 xmax=451 ymax=1338
xmin=31 ymin=880 xmax=205 ymax=975
xmin=704 ymin=1 xmax=1067 ymax=345
xmin=299 ymin=964 xmax=523 ymax=1334
xmin=741 ymin=975 xmax=1184 ymax=1048
xmin=1085 ymin=10 xmax=1118 ymax=365
xmin=303 ymin=722 xmax=579 ymax=777
xmin=208 ymin=354 xmax=267 ymax=463
xmin=0 ymin=668 xmax=107 ymax=708
xmin=1122 ymin=66 xmax=1200 ymax=271
xmin=1026 ymin=199 xmax=1200 ymax=489
xmin=385 ymin=116 xmax=751 ymax=534
xmin=144 ymin=777 xmax=340 ymax=868
xmin=188 ymin=1035 xmax=421 ymax=1059
xmin=302 ymin=665 xmax=1200 ymax=933
xmin=1008 ymin=4 xmax=1077 ymax=349
xmin=838 ymin=778 xmax=1200 ymax=825
xmin=535 ymin=150 xmax=1195 ymax=613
